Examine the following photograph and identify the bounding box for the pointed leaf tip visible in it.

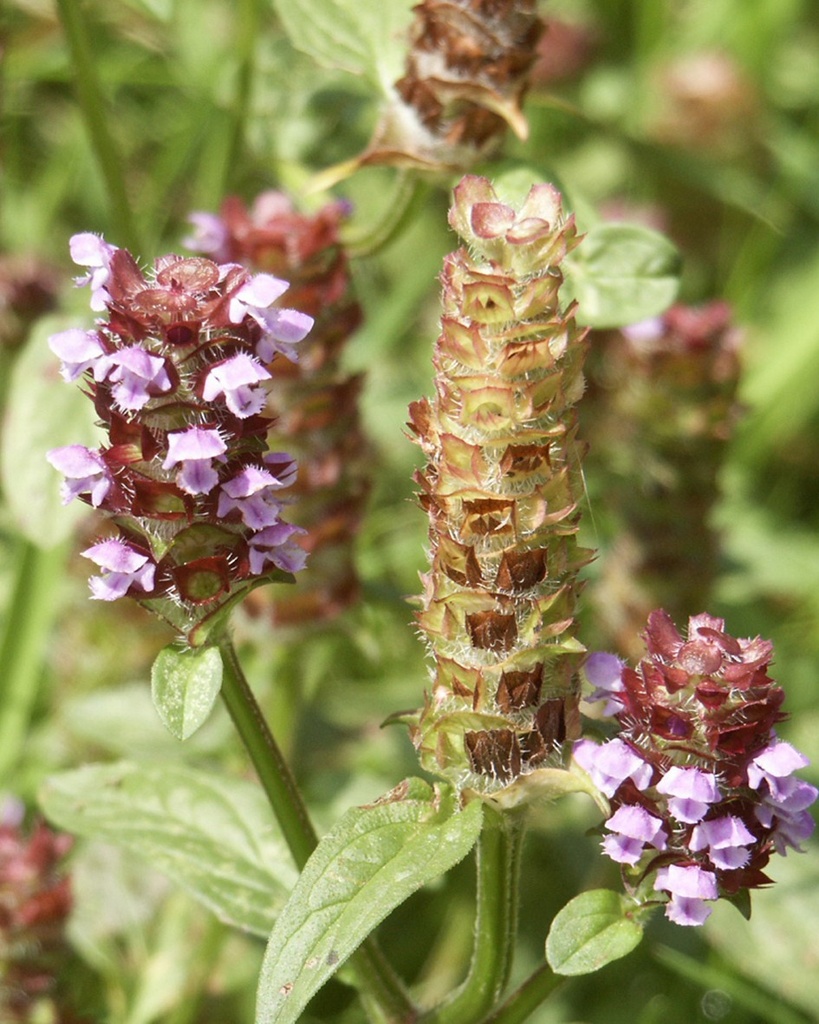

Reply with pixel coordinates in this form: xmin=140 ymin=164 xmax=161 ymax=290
xmin=546 ymin=889 xmax=645 ymax=976
xmin=255 ymin=779 xmax=483 ymax=1024
xmin=151 ymin=644 xmax=223 ymax=740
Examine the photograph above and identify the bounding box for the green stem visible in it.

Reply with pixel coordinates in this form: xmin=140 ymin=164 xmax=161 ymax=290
xmin=218 ymin=634 xmax=317 ymax=868
xmin=344 ymin=173 xmax=431 ymax=259
xmin=478 ymin=965 xmax=563 ymax=1024
xmin=217 ymin=634 xmax=416 ymax=1023
xmin=55 ymin=0 xmax=140 ymax=251
xmin=0 ymin=540 xmax=67 ymax=781
xmin=422 ymin=810 xmax=523 ymax=1024
xmin=654 ymin=946 xmax=811 ymax=1024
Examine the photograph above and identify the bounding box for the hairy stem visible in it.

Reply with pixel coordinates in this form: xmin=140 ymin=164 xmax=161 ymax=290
xmin=217 ymin=634 xmax=416 ymax=1023
xmin=55 ymin=0 xmax=140 ymax=251
xmin=422 ymin=809 xmax=523 ymax=1024
xmin=218 ymin=633 xmax=316 ymax=867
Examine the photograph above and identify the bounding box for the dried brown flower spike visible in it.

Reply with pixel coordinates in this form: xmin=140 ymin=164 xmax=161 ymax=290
xmin=363 ymin=1 xmax=543 ymax=173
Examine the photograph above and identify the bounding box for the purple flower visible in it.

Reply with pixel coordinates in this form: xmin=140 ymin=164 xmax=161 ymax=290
xmin=263 ymin=451 xmax=298 ymax=488
xmin=225 ymin=273 xmax=313 ymax=363
xmin=747 ymin=740 xmax=809 ymax=795
xmin=583 ymin=651 xmax=625 ymax=714
xmin=654 ymin=863 xmax=718 ymax=926
xmin=767 ymin=803 xmax=816 ymax=855
xmin=48 ymin=328 xmax=108 ymax=382
xmin=254 ymin=307 xmax=314 ymax=363
xmin=70 ymin=232 xmax=116 ymax=311
xmin=163 ymin=427 xmax=227 ymax=495
xmin=601 ymin=803 xmax=667 ymax=866
xmin=47 ymin=445 xmax=112 ymax=507
xmin=584 ymin=610 xmax=816 ymax=927
xmin=228 ymin=273 xmax=290 ymax=326
xmin=105 ymin=346 xmax=173 ymax=411
xmin=81 ymin=537 xmax=155 ymax=601
xmin=183 ymin=212 xmax=230 ymax=261
xmin=573 ymin=738 xmax=653 ymax=798
xmin=49 ymin=231 xmax=312 ymax=640
xmin=248 ymin=522 xmax=308 ymax=576
xmin=622 ymin=316 xmax=665 ymax=347
xmin=656 ymin=766 xmax=720 ymax=824
xmin=202 ymin=352 xmax=271 ymax=418
xmin=689 ymin=815 xmax=756 ymax=870
xmin=771 ymin=816 xmax=816 ymax=855
xmin=755 ymin=775 xmax=817 ymax=853
xmin=742 ymin=739 xmax=817 ymax=852
xmin=217 ymin=465 xmax=286 ymax=529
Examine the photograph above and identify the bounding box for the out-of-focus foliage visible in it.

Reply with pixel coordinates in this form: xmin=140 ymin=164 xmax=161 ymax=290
xmin=1 ymin=0 xmax=818 ymax=1021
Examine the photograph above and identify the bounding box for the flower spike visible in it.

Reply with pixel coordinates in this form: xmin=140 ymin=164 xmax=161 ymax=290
xmin=575 ymin=610 xmax=817 ymax=926
xmin=47 ymin=235 xmax=314 ymax=644
xmin=409 ymin=175 xmax=591 ymax=799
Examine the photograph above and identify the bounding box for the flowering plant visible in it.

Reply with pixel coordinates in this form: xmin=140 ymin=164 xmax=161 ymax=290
xmin=2 ymin=2 xmax=818 ymax=1023
xmin=38 ymin=178 xmax=815 ymax=1024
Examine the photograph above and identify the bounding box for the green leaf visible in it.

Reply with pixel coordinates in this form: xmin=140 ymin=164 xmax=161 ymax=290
xmin=40 ymin=761 xmax=297 ymax=936
xmin=255 ymin=779 xmax=483 ymax=1024
xmin=151 ymin=644 xmax=223 ymax=740
xmin=545 ymin=889 xmax=644 ymax=976
xmin=0 ymin=316 xmax=103 ymax=547
xmin=563 ymin=223 xmax=681 ymax=328
xmin=270 ymin=0 xmax=415 ymax=89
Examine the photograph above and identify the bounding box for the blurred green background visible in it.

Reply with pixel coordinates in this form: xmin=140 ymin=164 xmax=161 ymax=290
xmin=1 ymin=1 xmax=818 ymax=1021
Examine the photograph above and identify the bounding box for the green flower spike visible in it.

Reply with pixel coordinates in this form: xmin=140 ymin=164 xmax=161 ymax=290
xmin=408 ymin=175 xmax=594 ymax=805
